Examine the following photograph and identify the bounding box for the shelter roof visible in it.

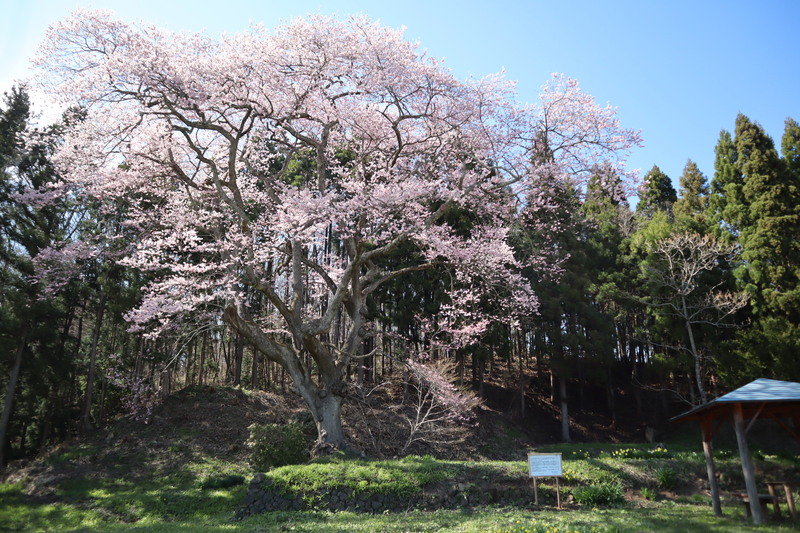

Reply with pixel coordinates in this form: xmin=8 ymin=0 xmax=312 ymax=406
xmin=671 ymin=378 xmax=800 ymax=423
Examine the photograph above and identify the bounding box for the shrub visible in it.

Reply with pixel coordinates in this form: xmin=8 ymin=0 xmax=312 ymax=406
xmin=572 ymin=481 xmax=624 ymax=507
xmin=200 ymin=474 xmax=246 ymax=489
xmin=248 ymin=422 xmax=310 ymax=470
xmin=655 ymin=467 xmax=676 ymax=490
xmin=641 ymin=487 xmax=657 ymax=501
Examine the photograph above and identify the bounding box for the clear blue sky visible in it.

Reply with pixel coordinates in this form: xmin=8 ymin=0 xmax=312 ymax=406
xmin=2 ymin=0 xmax=798 ymax=197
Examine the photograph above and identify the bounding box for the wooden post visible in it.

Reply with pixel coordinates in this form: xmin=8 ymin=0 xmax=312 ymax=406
xmin=556 ymin=477 xmax=561 ymax=508
xmin=701 ymin=419 xmax=723 ymax=516
xmin=533 ymin=476 xmax=539 ymax=505
xmin=784 ymin=483 xmax=797 ymax=519
xmin=734 ymin=403 xmax=762 ymax=525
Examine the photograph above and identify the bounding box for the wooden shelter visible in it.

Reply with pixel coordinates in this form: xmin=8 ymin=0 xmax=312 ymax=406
xmin=671 ymin=378 xmax=800 ymax=525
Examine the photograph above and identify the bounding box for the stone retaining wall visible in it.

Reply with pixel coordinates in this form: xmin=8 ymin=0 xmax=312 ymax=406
xmin=236 ymin=473 xmax=534 ymax=519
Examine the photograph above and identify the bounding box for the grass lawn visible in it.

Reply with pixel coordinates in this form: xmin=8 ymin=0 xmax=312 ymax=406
xmin=3 ymin=497 xmax=800 ymax=533
xmin=4 ymin=443 xmax=800 ymax=532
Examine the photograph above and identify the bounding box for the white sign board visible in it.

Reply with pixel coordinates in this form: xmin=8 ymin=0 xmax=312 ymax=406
xmin=528 ymin=453 xmax=562 ymax=477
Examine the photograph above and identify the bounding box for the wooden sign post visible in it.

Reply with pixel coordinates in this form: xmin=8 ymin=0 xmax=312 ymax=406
xmin=528 ymin=453 xmax=563 ymax=508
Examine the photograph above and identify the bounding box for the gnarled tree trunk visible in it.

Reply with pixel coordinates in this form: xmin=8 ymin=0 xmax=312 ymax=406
xmin=224 ymin=303 xmax=351 ymax=453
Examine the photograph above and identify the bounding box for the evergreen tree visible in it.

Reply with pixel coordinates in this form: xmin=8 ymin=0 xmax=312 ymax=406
xmin=714 ymin=115 xmax=800 ymax=385
xmin=637 ymin=165 xmax=677 ymax=219
xmin=517 ymin=176 xmax=593 ymax=441
xmin=736 ymin=114 xmax=800 ymax=319
xmin=707 ymin=130 xmax=744 ymax=240
xmin=673 ymin=159 xmax=710 ymax=233
xmin=583 ymin=170 xmax=645 ymax=421
xmin=0 ymin=86 xmax=71 ymax=464
xmin=0 ymin=87 xmax=31 ymax=259
xmin=781 ymin=117 xmax=800 ymax=181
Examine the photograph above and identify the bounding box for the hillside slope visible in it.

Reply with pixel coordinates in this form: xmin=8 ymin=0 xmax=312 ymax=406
xmin=1 ymin=378 xmax=648 ymax=497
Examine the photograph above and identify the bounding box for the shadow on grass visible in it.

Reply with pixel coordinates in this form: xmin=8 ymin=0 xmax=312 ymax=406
xmin=53 ymin=474 xmax=245 ymax=523
xmin=0 ymin=484 xmax=102 ymax=532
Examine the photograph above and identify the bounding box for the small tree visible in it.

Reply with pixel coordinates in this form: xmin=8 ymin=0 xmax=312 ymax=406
xmin=401 ymin=358 xmax=481 ymax=454
xmin=641 ymin=231 xmax=747 ymax=404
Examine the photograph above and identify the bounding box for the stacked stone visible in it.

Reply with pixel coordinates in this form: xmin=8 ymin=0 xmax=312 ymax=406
xmin=236 ymin=474 xmax=533 ymax=519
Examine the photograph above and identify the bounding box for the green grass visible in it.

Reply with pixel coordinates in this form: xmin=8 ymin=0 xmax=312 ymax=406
xmin=4 ymin=503 xmax=800 ymax=533
xmin=0 ymin=479 xmax=246 ymax=532
xmin=0 ymin=453 xmax=252 ymax=532
xmin=45 ymin=443 xmax=101 ymax=464
xmin=4 ymin=443 xmax=800 ymax=533
xmin=232 ymin=506 xmax=800 ymax=532
xmin=266 ymin=454 xmax=467 ymax=500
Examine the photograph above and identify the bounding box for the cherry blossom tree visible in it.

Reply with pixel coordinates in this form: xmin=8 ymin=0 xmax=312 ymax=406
xmin=33 ymin=10 xmax=641 ymax=452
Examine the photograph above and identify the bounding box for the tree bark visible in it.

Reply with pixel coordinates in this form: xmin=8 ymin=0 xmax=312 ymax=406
xmin=0 ymin=326 xmax=29 ymax=466
xmin=82 ymin=290 xmax=106 ymax=432
xmin=560 ymin=376 xmax=571 ymax=442
xmin=298 ymin=381 xmax=346 ymax=454
xmin=223 ymin=304 xmax=350 ymax=452
xmin=518 ymin=337 xmax=526 ymax=417
xmin=233 ymin=333 xmax=244 ymax=386
xmin=198 ymin=332 xmax=207 ymax=386
xmin=607 ymin=379 xmax=617 ymax=427
xmin=682 ymin=295 xmax=707 ymax=404
xmin=160 ymin=368 xmax=171 ymax=400
xmin=185 ymin=338 xmax=193 ymax=386
xmin=250 ymin=344 xmax=258 ymax=389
